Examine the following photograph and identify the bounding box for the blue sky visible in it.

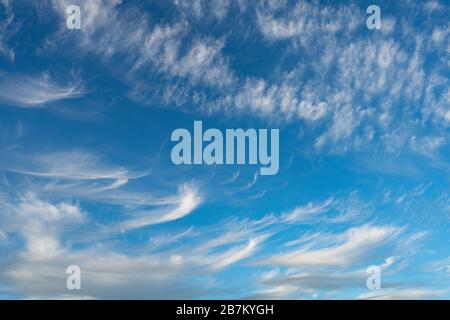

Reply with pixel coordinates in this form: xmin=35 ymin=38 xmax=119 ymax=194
xmin=0 ymin=0 xmax=449 ymax=299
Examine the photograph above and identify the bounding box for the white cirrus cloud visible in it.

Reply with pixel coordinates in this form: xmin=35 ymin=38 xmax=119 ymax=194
xmin=0 ymin=72 xmax=85 ymax=107
xmin=254 ymin=225 xmax=402 ymax=268
xmin=118 ymin=184 xmax=202 ymax=230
